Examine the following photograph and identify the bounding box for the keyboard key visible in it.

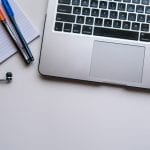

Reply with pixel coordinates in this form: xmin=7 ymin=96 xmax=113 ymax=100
xmin=57 ymin=5 xmax=72 ymax=14
xmin=119 ymin=12 xmax=127 ymax=20
xmin=94 ymin=27 xmax=139 ymax=41
xmin=123 ymin=0 xmax=131 ymax=2
xmin=113 ymin=20 xmax=121 ymax=28
xmin=91 ymin=9 xmax=99 ymax=17
xmin=55 ymin=22 xmax=63 ymax=31
xmin=147 ymin=15 xmax=150 ymax=23
xmin=99 ymin=1 xmax=107 ymax=9
xmin=110 ymin=11 xmax=118 ymax=19
xmin=73 ymin=7 xmax=81 ymax=14
xmin=100 ymin=10 xmax=108 ymax=18
xmin=104 ymin=19 xmax=112 ymax=27
xmin=145 ymin=6 xmax=150 ymax=14
xmin=76 ymin=16 xmax=85 ymax=24
xmin=64 ymin=23 xmax=72 ymax=32
xmin=73 ymin=24 xmax=81 ymax=33
xmin=132 ymin=0 xmax=140 ymax=4
xmin=109 ymin=2 xmax=117 ymax=10
xmin=95 ymin=18 xmax=103 ymax=26
xmin=82 ymin=8 xmax=90 ymax=15
xmin=141 ymin=24 xmax=149 ymax=31
xmin=140 ymin=32 xmax=150 ymax=42
xmin=132 ymin=22 xmax=140 ymax=30
xmin=123 ymin=21 xmax=131 ymax=29
xmin=118 ymin=3 xmax=126 ymax=11
xmin=86 ymin=17 xmax=94 ymax=25
xmin=90 ymin=0 xmax=98 ymax=8
xmin=137 ymin=14 xmax=145 ymax=22
xmin=127 ymin=4 xmax=135 ymax=12
xmin=58 ymin=0 xmax=71 ymax=4
xmin=82 ymin=25 xmax=93 ymax=35
xmin=136 ymin=5 xmax=144 ymax=13
xmin=72 ymin=0 xmax=80 ymax=5
xmin=56 ymin=13 xmax=75 ymax=22
xmin=81 ymin=0 xmax=89 ymax=6
xmin=128 ymin=13 xmax=136 ymax=21
xmin=141 ymin=0 xmax=149 ymax=5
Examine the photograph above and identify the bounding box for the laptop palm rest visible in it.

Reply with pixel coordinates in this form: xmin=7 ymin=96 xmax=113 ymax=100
xmin=90 ymin=41 xmax=145 ymax=83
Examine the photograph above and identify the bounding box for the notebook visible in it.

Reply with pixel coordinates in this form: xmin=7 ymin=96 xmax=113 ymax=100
xmin=0 ymin=0 xmax=39 ymax=63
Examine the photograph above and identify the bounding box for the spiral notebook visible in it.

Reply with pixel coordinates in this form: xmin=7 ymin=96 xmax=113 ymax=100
xmin=0 ymin=0 xmax=39 ymax=63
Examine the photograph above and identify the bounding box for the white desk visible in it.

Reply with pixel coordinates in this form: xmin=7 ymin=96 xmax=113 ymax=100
xmin=1 ymin=0 xmax=150 ymax=150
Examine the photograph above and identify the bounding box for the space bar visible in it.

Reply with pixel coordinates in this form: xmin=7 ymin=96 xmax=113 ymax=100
xmin=94 ymin=27 xmax=139 ymax=41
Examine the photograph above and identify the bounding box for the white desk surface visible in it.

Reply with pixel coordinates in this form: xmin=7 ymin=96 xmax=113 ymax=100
xmin=1 ymin=0 xmax=150 ymax=150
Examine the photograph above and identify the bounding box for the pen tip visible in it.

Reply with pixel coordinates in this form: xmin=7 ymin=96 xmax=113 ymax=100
xmin=0 ymin=8 xmax=6 ymax=21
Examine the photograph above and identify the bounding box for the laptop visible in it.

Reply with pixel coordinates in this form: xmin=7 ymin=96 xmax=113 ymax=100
xmin=39 ymin=0 xmax=150 ymax=89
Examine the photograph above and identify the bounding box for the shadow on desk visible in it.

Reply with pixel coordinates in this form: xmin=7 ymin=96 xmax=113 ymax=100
xmin=39 ymin=74 xmax=150 ymax=95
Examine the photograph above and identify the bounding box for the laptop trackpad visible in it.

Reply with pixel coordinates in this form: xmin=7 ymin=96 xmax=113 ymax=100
xmin=90 ymin=41 xmax=145 ymax=83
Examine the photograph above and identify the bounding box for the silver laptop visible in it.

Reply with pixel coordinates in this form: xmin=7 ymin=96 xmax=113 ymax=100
xmin=39 ymin=0 xmax=150 ymax=89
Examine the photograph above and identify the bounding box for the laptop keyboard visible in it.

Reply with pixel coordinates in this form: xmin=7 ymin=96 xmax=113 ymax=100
xmin=54 ymin=0 xmax=150 ymax=42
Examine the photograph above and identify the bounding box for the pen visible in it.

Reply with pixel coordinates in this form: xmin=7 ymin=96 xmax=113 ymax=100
xmin=0 ymin=8 xmax=31 ymax=64
xmin=1 ymin=0 xmax=34 ymax=63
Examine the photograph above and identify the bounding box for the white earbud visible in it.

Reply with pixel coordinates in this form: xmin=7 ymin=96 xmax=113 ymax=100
xmin=0 ymin=72 xmax=13 ymax=83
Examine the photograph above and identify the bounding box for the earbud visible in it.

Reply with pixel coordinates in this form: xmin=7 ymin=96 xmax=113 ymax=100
xmin=0 ymin=72 xmax=13 ymax=83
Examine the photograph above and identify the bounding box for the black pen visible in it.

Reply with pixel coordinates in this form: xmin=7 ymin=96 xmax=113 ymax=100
xmin=0 ymin=8 xmax=31 ymax=64
xmin=2 ymin=0 xmax=34 ymax=63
